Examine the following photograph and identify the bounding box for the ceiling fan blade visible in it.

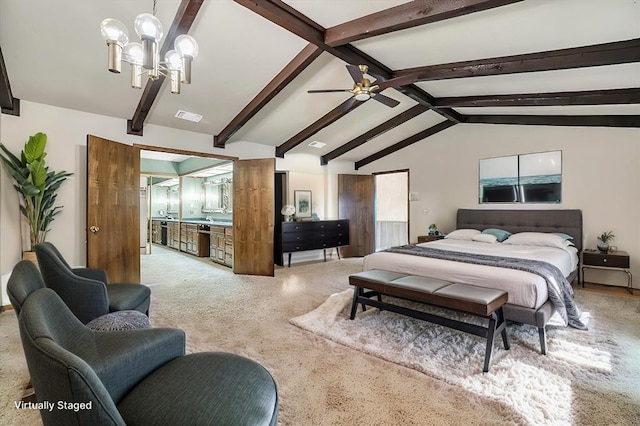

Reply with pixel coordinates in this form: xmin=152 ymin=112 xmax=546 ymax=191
xmin=375 ymin=75 xmax=418 ymax=91
xmin=308 ymin=89 xmax=352 ymax=93
xmin=346 ymin=64 xmax=364 ymax=83
xmin=372 ymin=93 xmax=400 ymax=108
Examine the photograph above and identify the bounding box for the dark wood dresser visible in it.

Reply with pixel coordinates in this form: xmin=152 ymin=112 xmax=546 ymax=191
xmin=282 ymin=219 xmax=350 ymax=267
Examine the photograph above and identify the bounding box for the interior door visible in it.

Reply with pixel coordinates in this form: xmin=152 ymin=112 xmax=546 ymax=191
xmin=87 ymin=135 xmax=140 ymax=283
xmin=233 ymin=158 xmax=274 ymax=276
xmin=338 ymin=174 xmax=375 ymax=257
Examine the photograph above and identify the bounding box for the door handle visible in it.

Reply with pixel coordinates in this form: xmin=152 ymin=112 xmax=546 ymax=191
xmin=90 ymin=225 xmax=100 ymax=234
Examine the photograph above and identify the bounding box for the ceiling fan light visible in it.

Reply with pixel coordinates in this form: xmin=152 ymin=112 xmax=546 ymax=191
xmin=354 ymin=92 xmax=370 ymax=101
xmin=134 ymin=13 xmax=163 ymax=41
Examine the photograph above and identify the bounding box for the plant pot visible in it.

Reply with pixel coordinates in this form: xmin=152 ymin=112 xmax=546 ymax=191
xmin=22 ymin=251 xmax=39 ymax=269
xmin=596 ymin=239 xmax=609 ymax=252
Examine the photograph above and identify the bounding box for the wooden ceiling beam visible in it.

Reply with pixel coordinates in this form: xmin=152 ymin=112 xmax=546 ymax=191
xmin=434 ymin=88 xmax=640 ymax=107
xmin=355 ymin=120 xmax=457 ymax=169
xmin=128 ymin=0 xmax=204 ymax=135
xmin=214 ymin=44 xmax=322 ymax=148
xmin=320 ymin=104 xmax=429 ymax=165
xmin=394 ymin=38 xmax=640 ymax=82
xmin=465 ymin=114 xmax=640 ymax=127
xmin=232 ymin=0 xmax=462 ymax=146
xmin=275 ymin=98 xmax=362 ymax=157
xmin=325 ymin=0 xmax=524 ymax=46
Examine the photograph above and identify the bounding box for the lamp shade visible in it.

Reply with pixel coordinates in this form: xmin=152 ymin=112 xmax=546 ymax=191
xmin=174 ymin=34 xmax=199 ymax=59
xmin=134 ymin=13 xmax=163 ymax=41
xmin=100 ymin=18 xmax=129 ymax=46
xmin=281 ymin=205 xmax=295 ymax=216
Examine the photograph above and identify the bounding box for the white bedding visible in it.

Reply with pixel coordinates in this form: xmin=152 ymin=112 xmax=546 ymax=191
xmin=362 ymin=239 xmax=579 ymax=309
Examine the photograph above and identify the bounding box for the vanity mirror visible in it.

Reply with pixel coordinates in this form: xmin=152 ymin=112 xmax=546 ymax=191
xmin=202 ymin=178 xmax=232 ymax=213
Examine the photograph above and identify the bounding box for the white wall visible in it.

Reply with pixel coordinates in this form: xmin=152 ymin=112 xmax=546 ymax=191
xmin=360 ymin=123 xmax=640 ymax=289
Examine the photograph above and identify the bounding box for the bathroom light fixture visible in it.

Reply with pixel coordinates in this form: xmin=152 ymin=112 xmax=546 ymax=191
xmin=100 ymin=0 xmax=198 ymax=94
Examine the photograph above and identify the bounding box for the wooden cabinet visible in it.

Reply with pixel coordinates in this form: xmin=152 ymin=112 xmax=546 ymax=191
xmin=167 ymin=221 xmax=180 ymax=250
xmin=210 ymin=225 xmax=233 ymax=267
xmin=151 ymin=220 xmax=163 ymax=244
xmin=282 ymin=220 xmax=349 ymax=267
xmin=180 ymin=223 xmax=210 ymax=257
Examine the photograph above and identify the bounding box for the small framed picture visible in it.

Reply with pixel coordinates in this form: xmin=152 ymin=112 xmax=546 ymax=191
xmin=294 ymin=190 xmax=312 ymax=218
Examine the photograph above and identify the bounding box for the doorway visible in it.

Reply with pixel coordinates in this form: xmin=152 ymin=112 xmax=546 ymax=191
xmin=374 ymin=170 xmax=409 ymax=251
xmin=137 ymin=146 xmax=236 ymax=264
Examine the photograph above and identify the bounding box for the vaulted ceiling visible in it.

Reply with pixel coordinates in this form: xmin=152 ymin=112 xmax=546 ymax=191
xmin=1 ymin=1 xmax=639 ymax=168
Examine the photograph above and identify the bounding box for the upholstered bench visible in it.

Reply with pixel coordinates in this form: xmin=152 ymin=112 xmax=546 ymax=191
xmin=349 ymin=269 xmax=510 ymax=372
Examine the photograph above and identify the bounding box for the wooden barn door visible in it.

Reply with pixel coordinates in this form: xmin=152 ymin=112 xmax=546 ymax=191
xmin=233 ymin=158 xmax=275 ymax=276
xmin=338 ymin=174 xmax=374 ymax=257
xmin=86 ymin=135 xmax=140 ymax=283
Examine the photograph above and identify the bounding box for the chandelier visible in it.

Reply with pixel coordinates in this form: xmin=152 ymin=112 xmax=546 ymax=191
xmin=100 ymin=1 xmax=198 ymax=94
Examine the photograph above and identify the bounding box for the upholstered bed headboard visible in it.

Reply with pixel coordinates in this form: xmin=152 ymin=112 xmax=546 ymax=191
xmin=457 ymin=209 xmax=583 ymax=252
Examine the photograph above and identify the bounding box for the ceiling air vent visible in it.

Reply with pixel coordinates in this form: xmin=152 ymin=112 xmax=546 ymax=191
xmin=308 ymin=141 xmax=326 ymax=148
xmin=175 ymin=110 xmax=203 ymax=123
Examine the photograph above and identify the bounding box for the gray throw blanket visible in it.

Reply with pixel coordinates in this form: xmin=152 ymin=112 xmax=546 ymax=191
xmin=384 ymin=245 xmax=587 ymax=330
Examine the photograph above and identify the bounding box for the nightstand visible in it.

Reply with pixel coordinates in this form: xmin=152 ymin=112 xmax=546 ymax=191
xmin=417 ymin=235 xmax=445 ymax=243
xmin=581 ymin=250 xmax=633 ymax=294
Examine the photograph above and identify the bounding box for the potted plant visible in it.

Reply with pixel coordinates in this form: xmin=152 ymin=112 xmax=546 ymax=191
xmin=597 ymin=231 xmax=614 ymax=252
xmin=0 ymin=132 xmax=72 ymax=257
xmin=428 ymin=223 xmax=438 ymax=236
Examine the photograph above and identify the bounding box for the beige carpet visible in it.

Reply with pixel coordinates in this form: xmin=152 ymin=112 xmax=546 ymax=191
xmin=1 ymin=246 xmax=639 ymax=425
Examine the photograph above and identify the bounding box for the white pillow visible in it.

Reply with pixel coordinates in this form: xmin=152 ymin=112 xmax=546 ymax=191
xmin=445 ymin=229 xmax=481 ymax=241
xmin=472 ymin=233 xmax=498 ymax=244
xmin=502 ymin=232 xmax=567 ymax=249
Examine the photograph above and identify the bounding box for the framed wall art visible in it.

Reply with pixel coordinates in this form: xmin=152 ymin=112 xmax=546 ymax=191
xmin=294 ymin=190 xmax=312 ymax=218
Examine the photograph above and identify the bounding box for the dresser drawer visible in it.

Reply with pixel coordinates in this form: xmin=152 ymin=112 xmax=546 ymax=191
xmin=282 ymin=231 xmax=315 ymax=244
xmin=583 ymin=252 xmax=629 ymax=268
xmin=282 ymin=241 xmax=316 ymax=252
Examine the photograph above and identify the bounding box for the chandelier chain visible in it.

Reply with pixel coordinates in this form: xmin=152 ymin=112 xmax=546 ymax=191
xmin=152 ymin=0 xmax=157 ymax=16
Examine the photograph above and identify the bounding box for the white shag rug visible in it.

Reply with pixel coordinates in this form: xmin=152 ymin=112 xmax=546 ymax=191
xmin=291 ymin=289 xmax=640 ymax=425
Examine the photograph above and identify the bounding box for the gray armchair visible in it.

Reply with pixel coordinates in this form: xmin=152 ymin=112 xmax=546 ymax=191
xmin=35 ymin=242 xmax=151 ymax=323
xmin=16 ymin=274 xmax=279 ymax=425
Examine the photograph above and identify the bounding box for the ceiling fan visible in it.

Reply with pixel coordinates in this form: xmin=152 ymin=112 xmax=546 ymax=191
xmin=307 ymin=64 xmax=400 ymax=108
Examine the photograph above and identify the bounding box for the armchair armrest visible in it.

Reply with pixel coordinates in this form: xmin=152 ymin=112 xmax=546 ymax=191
xmin=72 ymin=267 xmax=108 ymax=284
xmin=78 ymin=328 xmax=186 ymax=404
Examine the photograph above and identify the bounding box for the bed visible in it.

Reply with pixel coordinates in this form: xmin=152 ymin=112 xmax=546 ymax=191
xmin=362 ymin=208 xmax=584 ymax=354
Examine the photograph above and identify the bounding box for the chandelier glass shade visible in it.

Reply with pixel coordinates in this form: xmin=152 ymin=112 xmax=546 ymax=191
xmin=100 ymin=8 xmax=198 ymax=94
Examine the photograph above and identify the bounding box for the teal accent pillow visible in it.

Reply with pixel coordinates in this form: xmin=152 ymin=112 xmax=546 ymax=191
xmin=553 ymin=232 xmax=574 ymax=241
xmin=482 ymin=228 xmax=512 ymax=242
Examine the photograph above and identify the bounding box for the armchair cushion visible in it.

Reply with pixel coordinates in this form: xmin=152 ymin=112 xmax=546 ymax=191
xmin=86 ymin=310 xmax=150 ymax=331
xmin=106 ymin=284 xmax=150 ymax=314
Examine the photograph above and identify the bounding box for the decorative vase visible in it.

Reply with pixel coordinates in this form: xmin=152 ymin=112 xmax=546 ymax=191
xmin=596 ymin=239 xmax=609 ymax=252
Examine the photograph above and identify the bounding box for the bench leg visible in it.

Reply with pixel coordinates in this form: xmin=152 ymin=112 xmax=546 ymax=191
xmin=350 ymin=287 xmax=360 ymax=319
xmin=483 ymin=313 xmax=498 ymax=373
xmin=538 ymin=327 xmax=547 ymax=355
xmin=497 ymin=308 xmax=510 ymax=350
